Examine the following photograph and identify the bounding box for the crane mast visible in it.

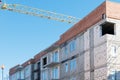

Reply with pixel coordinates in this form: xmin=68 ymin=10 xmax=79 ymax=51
xmin=0 ymin=3 xmax=80 ymax=24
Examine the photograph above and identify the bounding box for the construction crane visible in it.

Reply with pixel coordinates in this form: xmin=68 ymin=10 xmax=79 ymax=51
xmin=0 ymin=3 xmax=80 ymax=24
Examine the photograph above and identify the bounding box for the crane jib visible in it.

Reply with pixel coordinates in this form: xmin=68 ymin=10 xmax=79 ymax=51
xmin=0 ymin=3 xmax=80 ymax=24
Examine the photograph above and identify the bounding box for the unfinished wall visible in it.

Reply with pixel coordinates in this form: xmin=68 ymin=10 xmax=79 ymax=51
xmin=60 ymin=56 xmax=83 ymax=80
xmin=60 ymin=35 xmax=81 ymax=62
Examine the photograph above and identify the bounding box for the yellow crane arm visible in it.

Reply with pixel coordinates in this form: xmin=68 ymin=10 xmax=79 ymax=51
xmin=0 ymin=3 xmax=80 ymax=24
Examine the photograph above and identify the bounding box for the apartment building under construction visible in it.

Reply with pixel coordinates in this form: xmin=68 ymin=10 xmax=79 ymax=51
xmin=9 ymin=1 xmax=120 ymax=80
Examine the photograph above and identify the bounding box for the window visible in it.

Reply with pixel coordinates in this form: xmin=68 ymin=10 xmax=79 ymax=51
xmin=52 ymin=51 xmax=59 ymax=62
xmin=21 ymin=70 xmax=24 ymax=79
xmin=64 ymin=46 xmax=68 ymax=54
xmin=25 ymin=67 xmax=30 ymax=77
xmin=70 ymin=40 xmax=76 ymax=52
xmin=42 ymin=71 xmax=48 ymax=80
xmin=110 ymin=71 xmax=116 ymax=80
xmin=52 ymin=67 xmax=59 ymax=79
xmin=42 ymin=57 xmax=47 ymax=66
xmin=65 ymin=63 xmax=68 ymax=72
xmin=101 ymin=22 xmax=115 ymax=36
xmin=70 ymin=59 xmax=76 ymax=71
xmin=111 ymin=46 xmax=116 ymax=57
xmin=16 ymin=72 xmax=20 ymax=79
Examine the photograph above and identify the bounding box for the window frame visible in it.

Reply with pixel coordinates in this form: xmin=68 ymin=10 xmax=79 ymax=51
xmin=69 ymin=40 xmax=76 ymax=52
xmin=52 ymin=66 xmax=59 ymax=79
xmin=65 ymin=62 xmax=68 ymax=72
xmin=70 ymin=58 xmax=77 ymax=71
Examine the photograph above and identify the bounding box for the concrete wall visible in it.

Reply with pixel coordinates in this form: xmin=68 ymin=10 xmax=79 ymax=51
xmin=60 ymin=56 xmax=82 ymax=80
xmin=60 ymin=19 xmax=109 ymax=80
xmin=105 ymin=18 xmax=120 ymax=79
xmin=60 ymin=38 xmax=78 ymax=62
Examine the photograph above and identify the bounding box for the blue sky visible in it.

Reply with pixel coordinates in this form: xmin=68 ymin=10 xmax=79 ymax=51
xmin=0 ymin=0 xmax=119 ymax=79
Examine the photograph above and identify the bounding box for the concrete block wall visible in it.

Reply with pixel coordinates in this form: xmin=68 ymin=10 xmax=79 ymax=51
xmin=60 ymin=20 xmax=109 ymax=80
xmin=84 ymin=30 xmax=90 ymax=51
xmin=60 ymin=56 xmax=83 ymax=80
xmin=60 ymin=37 xmax=80 ymax=62
xmin=94 ymin=43 xmax=107 ymax=68
xmin=84 ymin=71 xmax=90 ymax=80
xmin=60 ymin=61 xmax=69 ymax=79
xmin=105 ymin=18 xmax=120 ymax=79
xmin=60 ymin=18 xmax=120 ymax=80
xmin=94 ymin=67 xmax=107 ymax=80
xmin=84 ymin=51 xmax=90 ymax=72
xmin=60 ymin=31 xmax=85 ymax=80
xmin=93 ymin=20 xmax=107 ymax=46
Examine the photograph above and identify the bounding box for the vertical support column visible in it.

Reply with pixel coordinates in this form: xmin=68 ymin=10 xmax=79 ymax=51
xmin=82 ymin=35 xmax=85 ymax=80
xmin=89 ymin=28 xmax=94 ymax=80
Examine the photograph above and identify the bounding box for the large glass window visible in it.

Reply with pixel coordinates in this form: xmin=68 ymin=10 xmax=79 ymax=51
xmin=70 ymin=40 xmax=76 ymax=52
xmin=52 ymin=51 xmax=59 ymax=62
xmin=52 ymin=67 xmax=59 ymax=79
xmin=70 ymin=59 xmax=76 ymax=71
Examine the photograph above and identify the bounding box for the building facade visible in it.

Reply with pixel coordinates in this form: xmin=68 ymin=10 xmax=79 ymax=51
xmin=9 ymin=1 xmax=120 ymax=80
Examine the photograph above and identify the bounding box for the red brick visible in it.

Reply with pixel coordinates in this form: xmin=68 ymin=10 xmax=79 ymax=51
xmin=59 ymin=1 xmax=106 ymax=45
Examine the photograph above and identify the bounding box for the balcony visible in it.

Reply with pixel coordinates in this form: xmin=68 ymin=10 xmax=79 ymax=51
xmin=44 ymin=61 xmax=60 ymax=67
xmin=94 ymin=34 xmax=117 ymax=47
xmin=33 ymin=68 xmax=40 ymax=72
